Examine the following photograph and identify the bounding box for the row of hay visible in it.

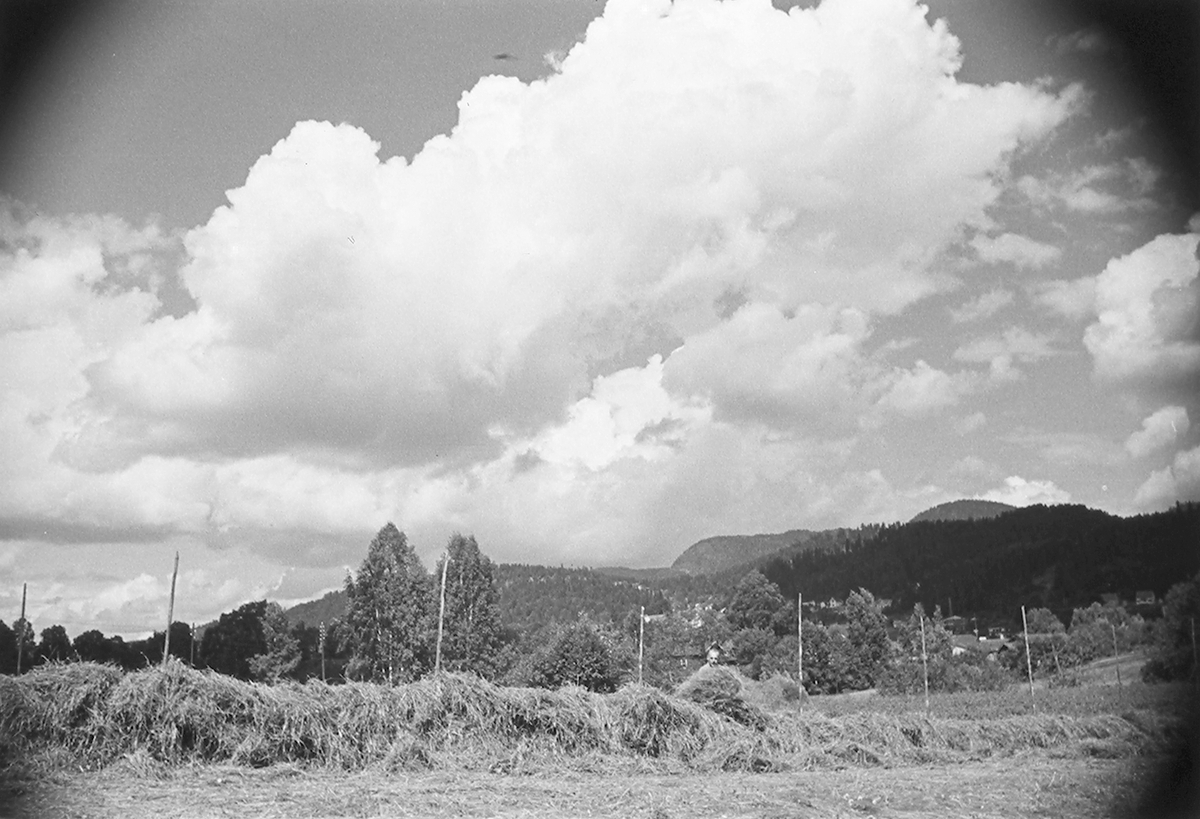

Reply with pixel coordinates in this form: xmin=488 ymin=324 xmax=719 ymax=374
xmin=0 ymin=661 xmax=761 ymax=771
xmin=0 ymin=661 xmax=1180 ymax=773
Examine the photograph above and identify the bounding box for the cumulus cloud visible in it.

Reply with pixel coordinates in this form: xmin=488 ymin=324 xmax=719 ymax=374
xmin=1125 ymin=406 xmax=1190 ymax=458
xmin=0 ymin=0 xmax=1081 ymax=591
xmin=970 ymin=233 xmax=1061 ymax=269
xmin=1134 ymin=444 xmax=1200 ymax=510
xmin=980 ymin=476 xmax=1070 ymax=506
xmin=1084 ymin=231 xmax=1200 ymax=387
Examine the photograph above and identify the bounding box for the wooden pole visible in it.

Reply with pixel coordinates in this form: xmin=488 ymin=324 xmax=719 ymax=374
xmin=797 ymin=593 xmax=804 ymax=697
xmin=1021 ymin=605 xmax=1035 ymax=709
xmin=435 ymin=552 xmax=449 ymax=674
xmin=920 ymin=611 xmax=930 ymax=715
xmin=189 ymin=622 xmax=196 ymax=667
xmin=638 ymin=605 xmax=645 ymax=685
xmin=16 ymin=582 xmax=26 ymax=675
xmin=163 ymin=552 xmax=179 ymax=666
xmin=320 ymin=621 xmax=327 ymax=682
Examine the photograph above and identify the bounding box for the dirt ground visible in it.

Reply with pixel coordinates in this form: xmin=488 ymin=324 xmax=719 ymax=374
xmin=0 ymin=755 xmax=1186 ymax=819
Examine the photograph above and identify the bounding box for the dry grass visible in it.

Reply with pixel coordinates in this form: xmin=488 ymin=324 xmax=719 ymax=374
xmin=1 ymin=757 xmax=1171 ymax=819
xmin=0 ymin=660 xmax=1190 ymax=778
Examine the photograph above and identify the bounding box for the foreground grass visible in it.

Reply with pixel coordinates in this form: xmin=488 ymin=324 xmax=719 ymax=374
xmin=0 ymin=757 xmax=1177 ymax=819
xmin=1 ymin=661 xmax=1192 ymax=775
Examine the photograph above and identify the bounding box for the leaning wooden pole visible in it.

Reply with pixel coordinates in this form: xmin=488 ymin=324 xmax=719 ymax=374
xmin=16 ymin=582 xmax=27 ymax=675
xmin=320 ymin=621 xmax=327 ymax=682
xmin=163 ymin=551 xmax=179 ymax=665
xmin=1021 ymin=605 xmax=1035 ymax=709
xmin=435 ymin=552 xmax=449 ymax=674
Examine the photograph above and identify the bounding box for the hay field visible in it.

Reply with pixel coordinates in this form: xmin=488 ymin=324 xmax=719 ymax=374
xmin=1 ymin=661 xmax=1194 ymax=818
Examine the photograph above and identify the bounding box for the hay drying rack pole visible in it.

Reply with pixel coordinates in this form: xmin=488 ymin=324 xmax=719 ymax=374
xmin=637 ymin=605 xmax=645 ymax=685
xmin=16 ymin=581 xmax=27 ymax=675
xmin=797 ymin=592 xmax=803 ymax=711
xmin=435 ymin=548 xmax=449 ymax=674
xmin=163 ymin=551 xmax=179 ymax=666
xmin=1021 ymin=604 xmax=1035 ymax=711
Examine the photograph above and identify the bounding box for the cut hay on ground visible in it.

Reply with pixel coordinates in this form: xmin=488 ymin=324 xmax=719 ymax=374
xmin=0 ymin=661 xmax=1184 ymax=775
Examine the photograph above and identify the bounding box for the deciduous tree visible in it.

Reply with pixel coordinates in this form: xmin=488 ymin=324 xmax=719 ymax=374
xmin=434 ymin=534 xmax=505 ymax=677
xmin=344 ymin=523 xmax=434 ymax=683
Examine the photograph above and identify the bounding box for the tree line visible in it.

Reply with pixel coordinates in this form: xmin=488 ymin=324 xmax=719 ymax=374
xmin=6 ymin=514 xmax=1198 ymax=692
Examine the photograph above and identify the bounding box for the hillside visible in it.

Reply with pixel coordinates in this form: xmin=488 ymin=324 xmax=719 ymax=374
xmin=761 ymin=502 xmax=1199 ymax=625
xmin=284 ymin=503 xmax=1199 ymax=638
xmin=909 ymin=499 xmax=1015 ymax=523
xmin=670 ymin=529 xmax=815 ymax=574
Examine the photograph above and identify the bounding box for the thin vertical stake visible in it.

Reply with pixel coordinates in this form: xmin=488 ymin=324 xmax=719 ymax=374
xmin=638 ymin=605 xmax=645 ymax=686
xmin=320 ymin=621 xmax=327 ymax=682
xmin=189 ymin=622 xmax=196 ymax=667
xmin=1021 ymin=605 xmax=1035 ymax=709
xmin=797 ymin=593 xmax=803 ymax=697
xmin=163 ymin=552 xmax=179 ymax=666
xmin=435 ymin=551 xmax=449 ymax=674
xmin=16 ymin=582 xmax=27 ymax=675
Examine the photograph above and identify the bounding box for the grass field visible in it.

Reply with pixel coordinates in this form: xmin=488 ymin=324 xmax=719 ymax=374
xmin=1 ymin=661 xmax=1195 ymax=818
xmin=0 ymin=756 xmax=1171 ymax=818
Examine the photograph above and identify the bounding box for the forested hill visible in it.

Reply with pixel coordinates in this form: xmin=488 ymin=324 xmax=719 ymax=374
xmin=909 ymin=499 xmax=1015 ymax=523
xmin=761 ymin=502 xmax=1200 ymax=622
xmin=285 ymin=503 xmax=1198 ymax=634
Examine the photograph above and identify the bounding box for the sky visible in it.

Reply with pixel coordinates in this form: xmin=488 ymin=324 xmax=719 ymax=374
xmin=1 ymin=0 xmax=1197 ymax=638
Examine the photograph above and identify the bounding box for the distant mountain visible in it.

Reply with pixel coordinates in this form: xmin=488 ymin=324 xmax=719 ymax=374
xmin=670 ymin=529 xmax=815 ymax=575
xmin=909 ymin=499 xmax=1015 ymax=523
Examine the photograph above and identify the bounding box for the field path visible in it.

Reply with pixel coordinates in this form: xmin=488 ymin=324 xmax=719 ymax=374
xmin=2 ymin=756 xmax=1167 ymax=819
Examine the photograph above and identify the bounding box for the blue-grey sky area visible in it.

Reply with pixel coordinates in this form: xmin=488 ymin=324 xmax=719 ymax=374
xmin=0 ymin=0 xmax=1197 ymax=637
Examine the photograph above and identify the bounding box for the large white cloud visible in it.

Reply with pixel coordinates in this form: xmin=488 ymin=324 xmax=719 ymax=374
xmin=1 ymin=0 xmax=1081 ymax=602
xmin=1083 ymin=231 xmax=1200 ymax=387
xmin=1125 ymin=406 xmax=1189 ymax=458
xmin=1134 ymin=444 xmax=1200 ymax=510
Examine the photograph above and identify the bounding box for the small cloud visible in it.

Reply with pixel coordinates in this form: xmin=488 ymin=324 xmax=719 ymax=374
xmin=1030 ymin=277 xmax=1096 ymax=321
xmin=1017 ymin=160 xmax=1158 ymax=214
xmin=953 ymin=412 xmax=986 ymax=435
xmin=953 ymin=327 xmax=1058 ymax=382
xmin=1125 ymin=406 xmax=1189 ymax=458
xmin=1049 ymin=26 xmax=1114 ymax=56
xmin=949 ymin=289 xmax=1014 ymax=323
xmin=971 ymin=233 xmax=1061 ymax=269
xmin=979 ymin=476 xmax=1070 ymax=506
